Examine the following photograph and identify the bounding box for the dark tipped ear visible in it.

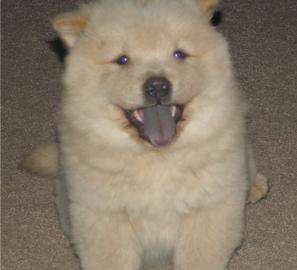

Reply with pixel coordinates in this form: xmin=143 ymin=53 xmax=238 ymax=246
xmin=197 ymin=0 xmax=220 ymax=17
xmin=52 ymin=11 xmax=87 ymax=48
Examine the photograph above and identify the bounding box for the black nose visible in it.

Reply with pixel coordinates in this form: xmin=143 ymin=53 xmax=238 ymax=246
xmin=143 ymin=77 xmax=171 ymax=102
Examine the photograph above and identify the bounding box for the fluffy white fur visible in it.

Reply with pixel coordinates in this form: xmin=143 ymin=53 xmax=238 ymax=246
xmin=37 ymin=0 xmax=270 ymax=269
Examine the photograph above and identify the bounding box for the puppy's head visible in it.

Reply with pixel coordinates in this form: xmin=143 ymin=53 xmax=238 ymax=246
xmin=53 ymin=0 xmax=231 ymax=149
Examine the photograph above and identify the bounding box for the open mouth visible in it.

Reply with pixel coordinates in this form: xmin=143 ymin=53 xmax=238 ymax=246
xmin=124 ymin=104 xmax=184 ymax=147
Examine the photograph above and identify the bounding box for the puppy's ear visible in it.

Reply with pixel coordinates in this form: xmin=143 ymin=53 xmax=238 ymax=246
xmin=197 ymin=0 xmax=220 ymax=17
xmin=52 ymin=11 xmax=87 ymax=48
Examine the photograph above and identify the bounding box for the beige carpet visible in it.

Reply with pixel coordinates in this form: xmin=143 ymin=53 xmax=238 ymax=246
xmin=2 ymin=0 xmax=297 ymax=269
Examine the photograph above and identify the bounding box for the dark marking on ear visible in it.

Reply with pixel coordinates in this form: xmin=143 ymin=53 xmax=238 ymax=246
xmin=47 ymin=37 xmax=68 ymax=62
xmin=210 ymin=10 xmax=222 ymax=26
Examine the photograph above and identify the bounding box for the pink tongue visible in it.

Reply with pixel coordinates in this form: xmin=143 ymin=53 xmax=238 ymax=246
xmin=143 ymin=105 xmax=176 ymax=146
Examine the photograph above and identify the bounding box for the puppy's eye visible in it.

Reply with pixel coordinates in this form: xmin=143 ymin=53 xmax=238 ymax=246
xmin=173 ymin=50 xmax=187 ymax=60
xmin=116 ymin=55 xmax=129 ymax=65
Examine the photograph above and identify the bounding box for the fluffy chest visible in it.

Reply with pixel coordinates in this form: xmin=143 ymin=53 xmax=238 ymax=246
xmin=67 ymin=148 xmax=242 ymax=214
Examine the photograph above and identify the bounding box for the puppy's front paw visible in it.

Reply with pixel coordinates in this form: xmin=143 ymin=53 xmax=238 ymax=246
xmin=247 ymin=173 xmax=269 ymax=203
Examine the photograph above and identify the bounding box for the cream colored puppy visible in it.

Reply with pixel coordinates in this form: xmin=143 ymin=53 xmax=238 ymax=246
xmin=30 ymin=0 xmax=269 ymax=269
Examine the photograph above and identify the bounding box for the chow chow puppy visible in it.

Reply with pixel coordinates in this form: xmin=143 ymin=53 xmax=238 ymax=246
xmin=25 ymin=0 xmax=269 ymax=269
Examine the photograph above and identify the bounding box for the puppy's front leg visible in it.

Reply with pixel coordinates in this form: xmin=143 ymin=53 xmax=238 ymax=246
xmin=174 ymin=198 xmax=245 ymax=270
xmin=70 ymin=204 xmax=141 ymax=270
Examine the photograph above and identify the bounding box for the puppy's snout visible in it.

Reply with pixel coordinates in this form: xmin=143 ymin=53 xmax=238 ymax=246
xmin=144 ymin=77 xmax=171 ymax=102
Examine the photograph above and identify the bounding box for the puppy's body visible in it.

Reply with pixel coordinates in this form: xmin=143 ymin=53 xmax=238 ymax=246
xmin=35 ymin=0 xmax=268 ymax=269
